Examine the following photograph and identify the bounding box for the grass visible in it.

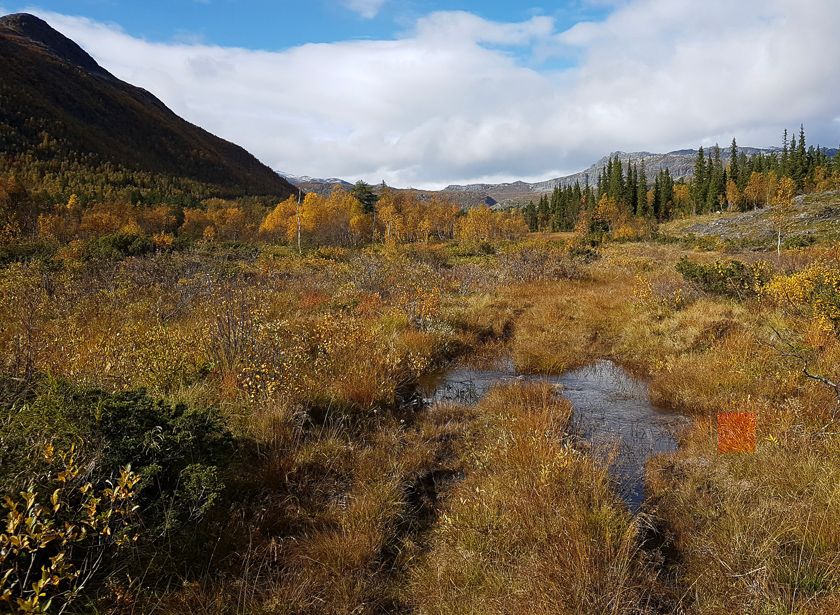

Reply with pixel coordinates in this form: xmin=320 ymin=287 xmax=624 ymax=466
xmin=442 ymin=239 xmax=840 ymax=613
xmin=407 ymin=383 xmax=658 ymax=615
xmin=2 ymin=232 xmax=840 ymax=612
xmin=648 ymin=426 xmax=840 ymax=614
xmin=660 ymin=191 xmax=840 ymax=250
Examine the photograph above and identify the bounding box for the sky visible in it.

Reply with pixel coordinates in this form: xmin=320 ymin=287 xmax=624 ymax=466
xmin=2 ymin=1 xmax=840 ymax=188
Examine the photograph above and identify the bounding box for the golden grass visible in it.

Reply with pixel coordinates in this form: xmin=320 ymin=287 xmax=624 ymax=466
xmin=648 ymin=417 xmax=840 ymax=614
xmin=407 ymin=383 xmax=657 ymax=614
xmin=4 ymin=238 xmax=840 ymax=613
xmin=461 ymin=241 xmax=840 ymax=613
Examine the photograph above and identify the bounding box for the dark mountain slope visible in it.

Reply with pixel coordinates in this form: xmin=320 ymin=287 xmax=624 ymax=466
xmin=0 ymin=13 xmax=296 ymax=200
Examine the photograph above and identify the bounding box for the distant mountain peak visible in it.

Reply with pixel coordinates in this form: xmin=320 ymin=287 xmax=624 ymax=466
xmin=439 ymin=146 xmax=825 ymax=207
xmin=0 ymin=13 xmax=110 ymax=77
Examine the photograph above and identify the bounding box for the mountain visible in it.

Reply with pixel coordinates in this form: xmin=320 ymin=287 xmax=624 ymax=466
xmin=278 ymin=172 xmax=498 ymax=209
xmin=279 ymin=172 xmax=353 ymax=196
xmin=283 ymin=145 xmax=834 ymax=211
xmin=0 ymin=13 xmax=297 ymax=200
xmin=442 ymin=148 xmax=790 ymax=207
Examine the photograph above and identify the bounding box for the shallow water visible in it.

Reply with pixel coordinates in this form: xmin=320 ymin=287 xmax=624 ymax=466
xmin=418 ymin=359 xmax=688 ymax=511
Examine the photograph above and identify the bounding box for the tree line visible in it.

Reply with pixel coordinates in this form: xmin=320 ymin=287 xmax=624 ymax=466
xmin=3 ymin=124 xmax=840 ymax=257
xmin=521 ymin=125 xmax=840 ymax=234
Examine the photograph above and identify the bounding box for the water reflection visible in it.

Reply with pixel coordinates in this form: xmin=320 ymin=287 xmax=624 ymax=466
xmin=418 ymin=359 xmax=688 ymax=511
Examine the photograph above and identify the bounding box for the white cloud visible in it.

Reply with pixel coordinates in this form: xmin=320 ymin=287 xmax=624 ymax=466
xmin=341 ymin=0 xmax=387 ymax=20
xmin=13 ymin=1 xmax=840 ymax=188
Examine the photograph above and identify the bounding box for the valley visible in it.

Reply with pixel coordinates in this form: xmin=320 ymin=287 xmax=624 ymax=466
xmin=1 ymin=9 xmax=839 ymax=615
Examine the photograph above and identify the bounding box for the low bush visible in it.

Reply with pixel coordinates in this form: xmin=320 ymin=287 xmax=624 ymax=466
xmin=783 ymin=233 xmax=817 ymax=249
xmin=81 ymin=231 xmax=155 ymax=261
xmin=676 ymin=256 xmax=771 ymax=299
xmin=0 ymin=240 xmax=57 ymax=266
xmin=499 ymin=242 xmax=583 ymax=282
xmin=763 ymin=262 xmax=840 ymax=331
xmin=0 ymin=446 xmax=140 ymax=613
xmin=0 ymin=379 xmax=233 ymax=538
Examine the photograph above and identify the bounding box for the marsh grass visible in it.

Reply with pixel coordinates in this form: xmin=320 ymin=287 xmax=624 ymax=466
xmin=2 ymin=236 xmax=840 ymax=612
xmin=407 ymin=382 xmax=658 ymax=614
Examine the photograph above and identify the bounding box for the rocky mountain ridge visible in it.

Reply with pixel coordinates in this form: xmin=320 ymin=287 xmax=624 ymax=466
xmin=444 ymin=147 xmax=784 ymax=196
xmin=283 ymin=146 xmax=827 ymax=208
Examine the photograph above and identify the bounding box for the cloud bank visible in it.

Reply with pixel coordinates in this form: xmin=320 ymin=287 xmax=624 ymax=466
xmin=15 ymin=0 xmax=840 ymax=188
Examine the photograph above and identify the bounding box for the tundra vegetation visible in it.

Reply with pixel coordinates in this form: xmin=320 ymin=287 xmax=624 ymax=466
xmin=1 ymin=131 xmax=839 ymax=614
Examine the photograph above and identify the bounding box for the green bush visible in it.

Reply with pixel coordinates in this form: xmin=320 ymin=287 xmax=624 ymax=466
xmin=0 ymin=446 xmax=140 ymax=613
xmin=81 ymin=231 xmax=155 ymax=261
xmin=676 ymin=256 xmax=771 ymax=299
xmin=0 ymin=379 xmax=233 ymax=536
xmin=782 ymin=234 xmax=816 ymax=249
xmin=0 ymin=240 xmax=57 ymax=266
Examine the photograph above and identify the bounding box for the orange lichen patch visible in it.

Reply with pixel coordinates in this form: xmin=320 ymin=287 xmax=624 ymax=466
xmin=717 ymin=412 xmax=757 ymax=453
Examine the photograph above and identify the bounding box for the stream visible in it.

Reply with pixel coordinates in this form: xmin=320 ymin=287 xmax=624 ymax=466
xmin=417 ymin=359 xmax=688 ymax=512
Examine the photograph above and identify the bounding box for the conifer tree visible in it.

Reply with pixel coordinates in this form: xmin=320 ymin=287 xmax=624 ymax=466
xmin=637 ymin=161 xmax=649 ymax=217
xmin=607 ymin=155 xmax=624 ymax=201
xmin=350 ymin=180 xmax=378 ymax=215
xmin=523 ymin=200 xmax=538 ymax=231
xmin=584 ymin=184 xmax=595 ymax=211
xmin=537 ymin=194 xmax=550 ymax=231
xmin=704 ymin=145 xmax=724 ymax=212
xmin=736 ymin=151 xmax=750 ymax=189
xmin=793 ymin=124 xmax=807 ymax=189
xmin=692 ymin=147 xmax=706 ymax=214
xmin=729 ymin=138 xmax=739 ymax=186
xmin=627 ymin=163 xmax=637 ymax=214
xmin=781 ymin=129 xmax=789 ymax=176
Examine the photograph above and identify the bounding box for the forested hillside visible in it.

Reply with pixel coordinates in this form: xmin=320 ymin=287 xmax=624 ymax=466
xmin=523 ymin=129 xmax=840 ymax=236
xmin=0 ymin=14 xmax=296 ymax=210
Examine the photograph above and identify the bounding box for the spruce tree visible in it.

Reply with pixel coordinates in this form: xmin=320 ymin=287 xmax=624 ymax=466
xmin=692 ymin=147 xmax=706 ymax=214
xmin=781 ymin=128 xmax=789 ymax=175
xmin=737 ymin=151 xmax=750 ymax=189
xmin=571 ymin=181 xmax=583 ymax=230
xmin=660 ymin=169 xmax=673 ymax=220
xmin=729 ymin=138 xmax=739 ymax=186
xmin=537 ymin=194 xmax=550 ymax=230
xmin=653 ymin=172 xmax=661 ymax=220
xmin=523 ymin=201 xmax=538 ymax=231
xmin=714 ymin=146 xmax=725 ymax=204
xmin=794 ymin=124 xmax=807 ymax=189
xmin=607 ymin=155 xmax=624 ymax=201
xmin=584 ymin=184 xmax=595 ymax=211
xmin=351 ymin=180 xmax=378 ymax=214
xmin=637 ymin=160 xmax=649 ymax=217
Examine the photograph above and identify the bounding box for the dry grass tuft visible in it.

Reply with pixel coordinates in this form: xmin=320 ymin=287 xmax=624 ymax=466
xmin=408 ymin=383 xmax=658 ymax=614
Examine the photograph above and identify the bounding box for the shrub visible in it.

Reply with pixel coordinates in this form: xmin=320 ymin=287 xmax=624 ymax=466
xmin=763 ymin=262 xmax=840 ymax=331
xmin=783 ymin=234 xmax=816 ymax=249
xmin=0 ymin=445 xmax=140 ymax=613
xmin=499 ymin=243 xmax=582 ymax=282
xmin=0 ymin=240 xmax=57 ymax=266
xmin=0 ymin=380 xmax=234 ymax=538
xmin=81 ymin=231 xmax=155 ymax=261
xmin=676 ymin=256 xmax=771 ymax=299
